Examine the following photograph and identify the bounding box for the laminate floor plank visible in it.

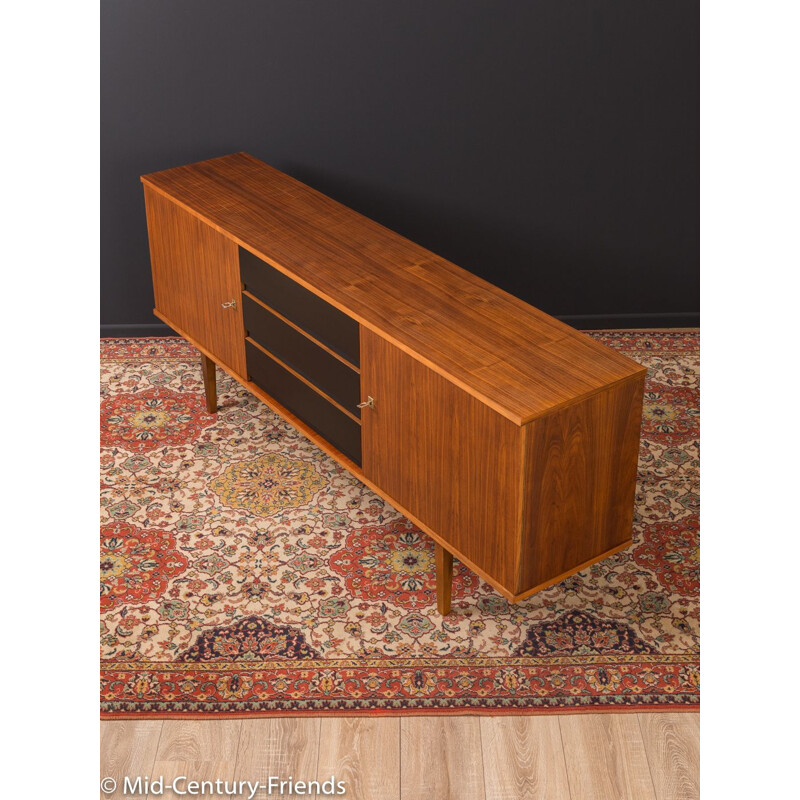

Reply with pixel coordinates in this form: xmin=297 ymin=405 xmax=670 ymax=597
xmin=100 ymin=720 xmax=163 ymax=799
xmin=234 ymin=718 xmax=321 ymax=800
xmin=638 ymin=713 xmax=700 ymax=800
xmin=146 ymin=719 xmax=242 ymax=800
xmin=480 ymin=716 xmax=571 ymax=800
xmin=401 ymin=716 xmax=484 ymax=800
xmin=559 ymin=714 xmax=657 ymax=800
xmin=99 ymin=712 xmax=699 ymax=800
xmin=316 ymin=718 xmax=400 ymax=800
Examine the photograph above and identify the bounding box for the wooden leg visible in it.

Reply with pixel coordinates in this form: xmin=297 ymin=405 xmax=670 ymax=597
xmin=200 ymin=353 xmax=217 ymax=413
xmin=435 ymin=542 xmax=453 ymax=615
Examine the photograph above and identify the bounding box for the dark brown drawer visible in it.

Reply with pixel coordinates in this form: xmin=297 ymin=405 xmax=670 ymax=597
xmin=243 ymin=294 xmax=361 ymax=416
xmin=246 ymin=340 xmax=362 ymax=465
xmin=240 ymin=247 xmax=360 ymax=366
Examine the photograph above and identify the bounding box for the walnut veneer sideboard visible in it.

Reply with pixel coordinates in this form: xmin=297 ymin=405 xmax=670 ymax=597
xmin=141 ymin=152 xmax=646 ymax=614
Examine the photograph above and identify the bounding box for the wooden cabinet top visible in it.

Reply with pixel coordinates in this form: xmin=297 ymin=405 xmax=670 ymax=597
xmin=142 ymin=152 xmax=645 ymax=424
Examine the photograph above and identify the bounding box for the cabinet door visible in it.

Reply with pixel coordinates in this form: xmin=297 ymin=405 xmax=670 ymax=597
xmin=144 ymin=186 xmax=246 ymax=377
xmin=360 ymin=327 xmax=524 ymax=592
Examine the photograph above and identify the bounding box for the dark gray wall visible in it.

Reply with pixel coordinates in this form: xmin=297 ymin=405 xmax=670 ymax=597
xmin=101 ymin=0 xmax=698 ymax=335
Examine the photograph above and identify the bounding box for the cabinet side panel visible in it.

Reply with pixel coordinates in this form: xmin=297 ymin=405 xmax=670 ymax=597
xmin=143 ymin=185 xmax=246 ymax=377
xmin=362 ymin=328 xmax=523 ymax=592
xmin=518 ymin=374 xmax=645 ymax=593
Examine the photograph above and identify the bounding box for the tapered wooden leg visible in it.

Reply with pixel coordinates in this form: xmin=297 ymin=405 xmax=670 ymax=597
xmin=200 ymin=353 xmax=217 ymax=413
xmin=435 ymin=542 xmax=453 ymax=615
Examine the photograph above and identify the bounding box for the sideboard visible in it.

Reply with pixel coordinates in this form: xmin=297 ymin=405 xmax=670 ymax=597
xmin=141 ymin=152 xmax=646 ymax=614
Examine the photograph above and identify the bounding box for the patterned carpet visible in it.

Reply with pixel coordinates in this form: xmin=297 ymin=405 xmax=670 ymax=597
xmin=100 ymin=332 xmax=699 ymax=716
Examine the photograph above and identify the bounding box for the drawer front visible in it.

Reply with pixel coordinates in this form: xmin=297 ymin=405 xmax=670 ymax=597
xmin=246 ymin=340 xmax=362 ymax=465
xmin=243 ymin=294 xmax=361 ymax=415
xmin=240 ymin=247 xmax=360 ymax=366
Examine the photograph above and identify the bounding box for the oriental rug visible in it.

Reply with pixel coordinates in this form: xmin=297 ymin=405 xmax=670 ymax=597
xmin=100 ymin=332 xmax=699 ymax=716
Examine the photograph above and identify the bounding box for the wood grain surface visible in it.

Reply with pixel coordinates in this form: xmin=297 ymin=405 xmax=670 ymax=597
xmin=401 ymin=717 xmax=485 ymax=800
xmin=143 ymin=185 xmax=246 ymax=378
xmin=361 ymin=327 xmax=524 ymax=590
xmin=100 ymin=720 xmax=163 ymax=799
xmin=147 ymin=720 xmax=242 ymax=800
xmin=436 ymin=543 xmax=454 ymax=615
xmin=100 ymin=713 xmax=699 ymax=800
xmin=559 ymin=714 xmax=657 ymax=800
xmin=480 ymin=716 xmax=571 ymax=800
xmin=518 ymin=373 xmax=645 ymax=593
xmin=316 ymin=718 xmax=400 ymax=800
xmin=199 ymin=353 xmax=217 ymax=413
xmin=141 ymin=153 xmax=644 ymax=424
xmin=639 ymin=713 xmax=700 ymax=800
xmin=234 ymin=718 xmax=321 ymax=800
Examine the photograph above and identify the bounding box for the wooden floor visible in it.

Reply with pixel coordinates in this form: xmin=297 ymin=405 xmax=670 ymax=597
xmin=100 ymin=713 xmax=699 ymax=800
